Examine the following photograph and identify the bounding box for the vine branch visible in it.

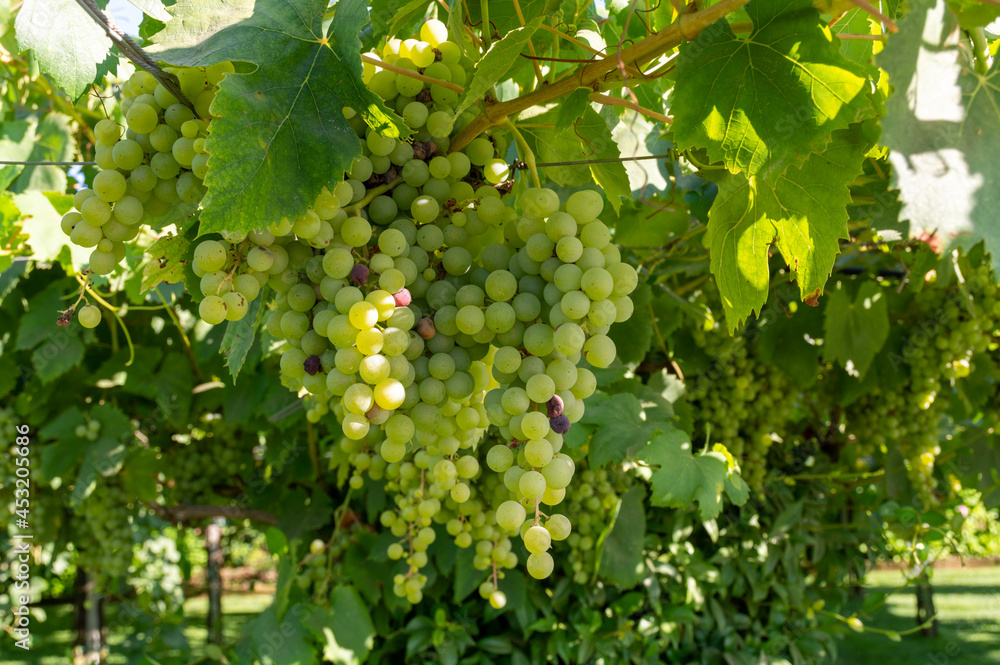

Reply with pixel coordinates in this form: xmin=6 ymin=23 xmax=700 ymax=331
xmin=148 ymin=503 xmax=279 ymax=526
xmin=449 ymin=0 xmax=752 ymax=151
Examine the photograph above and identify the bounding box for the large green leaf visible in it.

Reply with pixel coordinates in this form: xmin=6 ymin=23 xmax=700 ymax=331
xmin=879 ymin=0 xmax=1000 ymax=277
xmin=14 ymin=191 xmax=88 ymax=270
xmin=637 ymin=430 xmax=731 ymax=521
xmin=9 ymin=114 xmax=77 ymax=194
xmin=706 ymin=125 xmax=867 ymax=332
xmin=148 ymin=0 xmax=407 ymax=235
xmin=672 ymin=0 xmax=870 ymax=177
xmin=455 ymin=18 xmax=543 ymax=118
xmin=598 ymin=485 xmax=646 ymax=588
xmin=126 ymin=0 xmax=172 ymax=23
xmin=822 ymin=280 xmax=889 ymax=378
xmin=14 ymin=0 xmax=114 ymax=100
xmin=253 ymin=605 xmax=317 ymax=665
xmin=0 ymin=121 xmax=34 ymax=190
xmin=325 ymin=587 xmax=376 ymax=664
xmin=579 ymin=392 xmax=664 ymax=468
xmin=142 ymin=234 xmax=191 ymax=292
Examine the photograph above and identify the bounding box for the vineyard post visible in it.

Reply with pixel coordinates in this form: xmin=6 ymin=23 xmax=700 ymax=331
xmin=206 ymin=519 xmax=224 ymax=644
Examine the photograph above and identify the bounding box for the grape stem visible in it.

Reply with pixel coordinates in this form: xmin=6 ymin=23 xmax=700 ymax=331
xmin=589 ymin=92 xmax=672 ymax=124
xmin=345 ymin=175 xmax=404 ymax=214
xmin=359 ymin=55 xmax=464 ymax=94
xmin=503 ymin=120 xmax=540 ymax=188
xmin=154 ymin=286 xmax=204 ymax=382
xmin=480 ymin=0 xmax=491 ymax=52
xmin=325 ymin=488 xmax=353 ymax=572
xmin=845 ymin=0 xmax=899 ymax=33
xmin=70 ymin=0 xmax=197 ymax=112
xmin=538 ymin=25 xmax=604 ymax=56
xmin=73 ymin=271 xmax=135 ymax=367
xmin=449 ymin=0 xmax=753 ymax=151
xmin=969 ymin=27 xmax=990 ymax=76
xmin=511 ymin=0 xmax=544 ymax=84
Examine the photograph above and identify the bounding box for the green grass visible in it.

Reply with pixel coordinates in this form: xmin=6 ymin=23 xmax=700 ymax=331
xmin=9 ymin=592 xmax=272 ymax=665
xmin=14 ymin=567 xmax=1000 ymax=663
xmin=836 ymin=566 xmax=1000 ymax=665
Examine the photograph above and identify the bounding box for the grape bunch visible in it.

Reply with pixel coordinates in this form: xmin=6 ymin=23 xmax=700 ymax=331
xmin=846 ymin=265 xmax=999 ymax=499
xmin=74 ymin=481 xmax=135 ymax=582
xmin=562 ymin=466 xmax=631 ymax=584
xmin=59 ymin=63 xmax=231 ymax=275
xmin=182 ymin=18 xmax=636 ymax=603
xmin=685 ymin=326 xmax=794 ymax=490
xmin=166 ymin=418 xmax=252 ymax=502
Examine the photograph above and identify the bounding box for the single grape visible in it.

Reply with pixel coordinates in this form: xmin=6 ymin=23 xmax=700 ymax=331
xmin=78 ymin=305 xmax=101 ymax=328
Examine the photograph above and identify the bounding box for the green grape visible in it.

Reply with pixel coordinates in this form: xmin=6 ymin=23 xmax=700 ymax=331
xmin=526 ymin=552 xmax=554 ymax=579
xmin=465 ymin=137 xmax=494 ymax=166
xmin=126 ymin=103 xmax=158 ymax=134
xmin=199 ymin=295 xmax=228 ymax=324
xmin=78 ymin=304 xmax=101 ymax=328
xmin=93 ymin=170 xmax=127 ymax=202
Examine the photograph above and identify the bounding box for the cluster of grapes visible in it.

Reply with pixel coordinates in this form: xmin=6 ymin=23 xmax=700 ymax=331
xmin=165 ymin=419 xmax=252 ymax=501
xmin=74 ymin=481 xmax=134 ymax=581
xmin=846 ymin=267 xmax=999 ymax=498
xmin=685 ymin=329 xmax=794 ymax=489
xmin=197 ymin=19 xmax=635 ymax=603
xmin=562 ymin=467 xmax=630 ymax=584
xmin=0 ymin=408 xmax=20 ymax=502
xmin=297 ymin=539 xmax=333 ymax=593
xmin=58 ymin=63 xmax=230 ymax=283
xmin=73 ymin=417 xmax=102 ymax=442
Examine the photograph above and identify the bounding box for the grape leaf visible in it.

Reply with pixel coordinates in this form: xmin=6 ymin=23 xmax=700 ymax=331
xmin=756 ymin=292 xmax=824 ymax=387
xmin=879 ymin=0 xmax=1000 ymax=277
xmin=555 ymin=88 xmax=594 ymax=129
xmin=455 ymin=17 xmax=543 ymax=118
xmin=580 ymin=392 xmax=665 ymax=468
xmin=14 ymin=191 xmax=88 ymax=270
xmin=637 ymin=429 xmax=731 ymax=521
xmin=9 ymin=114 xmax=77 ymax=194
xmin=15 ymin=280 xmax=67 ymax=351
xmin=253 ymin=605 xmax=317 ymax=665
xmin=598 ymin=486 xmax=646 ymax=588
xmin=611 ymin=195 xmax=689 ymax=248
xmin=706 ymin=125 xmax=867 ymax=332
xmin=142 ymin=234 xmax=191 ymax=292
xmin=832 ymin=8 xmax=879 ymax=70
xmin=945 ymin=0 xmax=1000 ymax=28
xmin=672 ymin=0 xmax=870 ymax=177
xmin=521 ymin=107 xmax=631 ymax=213
xmin=126 ymin=0 xmax=172 ymax=23
xmin=0 ymin=121 xmax=34 ymax=191
xmin=148 ymin=0 xmax=407 ymax=235
xmin=369 ymin=0 xmax=429 ymax=39
xmin=14 ymin=0 xmax=115 ymax=100
xmin=32 ymin=335 xmax=85 ymax=383
xmin=608 ymin=282 xmax=652 ymax=364
xmin=0 ymin=193 xmax=26 ymax=273
xmin=325 ymin=587 xmax=376 ymax=663
xmin=220 ymin=287 xmax=270 ymax=382
xmin=822 ymin=280 xmax=889 ymax=378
